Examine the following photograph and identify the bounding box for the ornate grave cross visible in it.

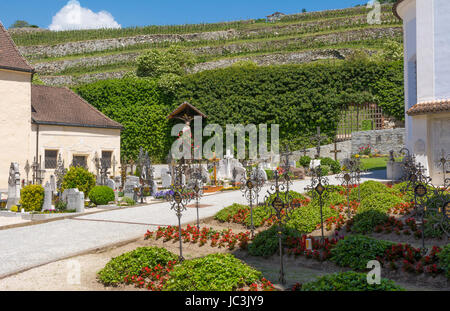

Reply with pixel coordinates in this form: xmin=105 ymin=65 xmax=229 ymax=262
xmin=437 ymin=150 xmax=450 ymax=183
xmin=280 ymin=145 xmax=293 ymax=191
xmin=209 ymin=153 xmax=220 ymax=186
xmin=112 ymin=155 xmax=117 ymax=177
xmin=299 ymin=145 xmax=309 ymax=157
xmin=305 ymin=165 xmax=329 ymax=242
xmin=32 ymin=156 xmax=45 ymax=185
xmin=92 ymin=152 xmax=101 ymax=180
xmin=330 ymin=140 xmax=342 ymax=162
xmin=24 ymin=160 xmax=30 ymax=186
xmin=240 ymin=162 xmax=262 ymax=238
xmin=264 ymin=169 xmax=295 ymax=284
xmin=191 ymin=162 xmax=204 ymax=230
xmin=310 ymin=127 xmax=328 ymax=159
xmin=54 ymin=153 xmax=67 ymax=196
xmin=338 ymin=167 xmax=355 ymax=218
xmin=99 ymin=158 xmax=110 ymax=186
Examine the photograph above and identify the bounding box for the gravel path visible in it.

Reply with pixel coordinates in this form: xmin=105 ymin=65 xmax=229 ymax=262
xmin=0 ymin=171 xmax=387 ymax=279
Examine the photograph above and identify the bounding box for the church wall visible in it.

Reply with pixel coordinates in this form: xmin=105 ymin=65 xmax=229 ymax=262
xmin=433 ymin=0 xmax=450 ymax=100
xmin=30 ymin=124 xmax=121 ymax=186
xmin=416 ymin=0 xmax=434 ymax=102
xmin=0 ymin=69 xmax=32 ymax=190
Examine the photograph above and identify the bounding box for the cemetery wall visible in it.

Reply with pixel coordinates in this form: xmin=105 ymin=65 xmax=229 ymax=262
xmin=0 ymin=69 xmax=33 ymax=190
xmin=351 ymin=128 xmax=405 ymax=155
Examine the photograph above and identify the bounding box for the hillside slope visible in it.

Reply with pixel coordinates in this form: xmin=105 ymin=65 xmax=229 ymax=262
xmin=10 ymin=3 xmax=402 ymax=86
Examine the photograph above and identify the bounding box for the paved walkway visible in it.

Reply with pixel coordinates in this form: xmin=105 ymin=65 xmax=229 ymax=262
xmin=0 ymin=170 xmax=387 ymax=278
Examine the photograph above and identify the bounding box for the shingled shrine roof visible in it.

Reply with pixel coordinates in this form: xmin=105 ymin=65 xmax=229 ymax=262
xmin=407 ymin=99 xmax=450 ymax=116
xmin=0 ymin=22 xmax=34 ymax=73
xmin=31 ymin=85 xmax=123 ymax=129
xmin=167 ymin=102 xmax=207 ymax=122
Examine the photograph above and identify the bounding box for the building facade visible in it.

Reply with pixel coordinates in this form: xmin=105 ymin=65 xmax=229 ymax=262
xmin=0 ymin=22 xmax=122 ymax=190
xmin=395 ymin=0 xmax=450 ymax=185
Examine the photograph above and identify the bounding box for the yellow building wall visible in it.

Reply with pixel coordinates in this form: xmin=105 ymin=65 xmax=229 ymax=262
xmin=0 ymin=69 xmax=32 ymax=190
xmin=30 ymin=124 xmax=121 ymax=185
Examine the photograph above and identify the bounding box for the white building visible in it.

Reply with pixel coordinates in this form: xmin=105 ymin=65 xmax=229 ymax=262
xmin=395 ymin=0 xmax=450 ymax=184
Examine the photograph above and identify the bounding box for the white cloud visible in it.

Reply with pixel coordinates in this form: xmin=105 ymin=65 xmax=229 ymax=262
xmin=49 ymin=0 xmax=121 ymax=31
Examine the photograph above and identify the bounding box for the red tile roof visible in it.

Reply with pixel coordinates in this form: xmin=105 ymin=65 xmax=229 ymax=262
xmin=407 ymin=99 xmax=450 ymax=116
xmin=168 ymin=102 xmax=207 ymax=121
xmin=31 ymin=85 xmax=123 ymax=129
xmin=0 ymin=21 xmax=34 ymax=73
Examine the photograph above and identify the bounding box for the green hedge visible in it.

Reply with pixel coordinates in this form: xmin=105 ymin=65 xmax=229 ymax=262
xmin=358 ymin=192 xmax=404 ymax=214
xmin=75 ymin=78 xmax=174 ymax=162
xmin=88 ymin=186 xmax=115 ymax=205
xmin=19 ymin=185 xmax=45 ymax=212
xmin=438 ymin=244 xmax=450 ymax=279
xmin=300 ymin=271 xmax=404 ymax=291
xmin=248 ymin=226 xmax=302 ymax=257
xmin=331 ymin=235 xmax=393 ymax=270
xmin=163 ymin=253 xmax=262 ymax=291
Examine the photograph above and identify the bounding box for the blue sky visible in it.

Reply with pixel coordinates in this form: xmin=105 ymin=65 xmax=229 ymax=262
xmin=0 ymin=0 xmax=368 ymax=29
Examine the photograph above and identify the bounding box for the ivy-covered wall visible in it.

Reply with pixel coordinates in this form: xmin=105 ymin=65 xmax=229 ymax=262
xmin=75 ymin=60 xmax=404 ymax=162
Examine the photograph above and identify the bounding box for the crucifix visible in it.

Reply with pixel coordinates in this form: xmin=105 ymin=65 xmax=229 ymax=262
xmin=310 ymin=127 xmax=328 ymax=159
xmin=330 ymin=140 xmax=342 ymax=162
xmin=299 ymin=145 xmax=309 ymax=157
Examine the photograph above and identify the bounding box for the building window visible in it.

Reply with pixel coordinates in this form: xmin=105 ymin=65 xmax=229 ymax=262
xmin=72 ymin=155 xmax=87 ymax=169
xmin=102 ymin=151 xmax=112 ymax=168
xmin=45 ymin=150 xmax=58 ymax=169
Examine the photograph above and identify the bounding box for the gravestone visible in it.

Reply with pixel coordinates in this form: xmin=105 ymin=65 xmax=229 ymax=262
xmin=106 ymin=178 xmax=116 ymax=191
xmin=62 ymin=189 xmax=84 ymax=213
xmin=161 ymin=169 xmax=172 ymax=188
xmin=234 ymin=166 xmax=247 ymax=183
xmin=42 ymin=182 xmax=55 ymax=211
xmin=6 ymin=163 xmax=21 ymax=210
xmin=123 ymin=176 xmax=139 ymax=201
xmin=251 ymin=166 xmax=267 ymax=184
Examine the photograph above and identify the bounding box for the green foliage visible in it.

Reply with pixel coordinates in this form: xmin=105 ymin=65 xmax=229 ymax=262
xmin=248 ymin=226 xmax=302 ymax=257
xmin=75 ymin=78 xmax=173 ymax=162
xmin=265 ymin=169 xmax=274 ymax=180
xmin=298 ymin=155 xmax=312 ymax=168
xmin=351 ymin=209 xmax=389 ymax=234
xmin=438 ymin=244 xmax=450 ymax=279
xmin=121 ymin=196 xmax=136 ymax=206
xmin=301 ymin=271 xmax=404 ymax=291
xmin=287 ymin=202 xmax=338 ymax=234
xmin=331 ymin=235 xmax=393 ymax=270
xmin=97 ymin=246 xmax=177 ymax=286
xmin=317 ymin=164 xmax=329 ymax=178
xmin=163 ymin=253 xmax=262 ymax=291
xmin=136 ymin=46 xmax=195 ymax=78
xmin=177 ymin=61 xmax=405 ymax=151
xmin=10 ymin=20 xmax=34 ymax=28
xmin=350 ymin=180 xmax=400 ymax=201
xmin=88 ymin=186 xmax=115 ymax=205
xmin=10 ymin=205 xmax=19 ymax=213
xmin=358 ymin=192 xmax=404 ymax=214
xmin=19 ymin=185 xmax=44 ymax=212
xmin=320 ymin=157 xmax=341 ymax=174
xmin=215 ymin=203 xmax=248 ymax=222
xmin=61 ymin=166 xmax=96 ymax=196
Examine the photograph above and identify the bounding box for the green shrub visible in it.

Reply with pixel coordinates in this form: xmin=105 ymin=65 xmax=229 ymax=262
xmin=19 ymin=185 xmax=44 ymax=212
xmin=248 ymin=226 xmax=302 ymax=257
xmin=350 ymin=180 xmax=399 ymax=201
xmin=301 ymin=271 xmax=404 ymax=291
xmin=358 ymin=192 xmax=404 ymax=214
xmin=320 ymin=157 xmax=341 ymax=174
xmin=97 ymin=247 xmax=177 ymax=286
xmin=438 ymin=244 xmax=450 ymax=279
xmin=331 ymin=235 xmax=393 ymax=270
xmin=88 ymin=186 xmax=115 ymax=205
xmin=215 ymin=203 xmax=248 ymax=222
xmin=319 ymin=165 xmax=330 ymax=176
xmin=298 ymin=156 xmax=312 ymax=168
xmin=265 ymin=169 xmax=275 ymax=180
xmin=163 ymin=253 xmax=262 ymax=291
xmin=61 ymin=166 xmax=96 ymax=196
xmin=10 ymin=205 xmax=19 ymax=212
xmin=351 ymin=210 xmax=389 ymax=234
xmin=121 ymin=196 xmax=136 ymax=206
xmin=287 ymin=201 xmax=339 ymax=233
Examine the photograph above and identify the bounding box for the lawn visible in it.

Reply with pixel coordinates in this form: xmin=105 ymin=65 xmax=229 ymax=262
xmin=360 ymin=157 xmax=403 ymax=171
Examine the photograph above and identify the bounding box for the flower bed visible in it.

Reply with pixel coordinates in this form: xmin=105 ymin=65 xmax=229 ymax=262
xmin=145 ymin=225 xmax=251 ymax=250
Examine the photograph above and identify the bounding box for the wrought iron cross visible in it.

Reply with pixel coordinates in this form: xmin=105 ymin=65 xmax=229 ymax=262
xmin=330 ymin=140 xmax=342 ymax=161
xmin=310 ymin=127 xmax=328 ymax=159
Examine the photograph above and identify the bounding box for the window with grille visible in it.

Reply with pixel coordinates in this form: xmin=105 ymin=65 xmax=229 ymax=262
xmin=72 ymin=155 xmax=87 ymax=169
xmin=102 ymin=151 xmax=112 ymax=168
xmin=45 ymin=150 xmax=58 ymax=169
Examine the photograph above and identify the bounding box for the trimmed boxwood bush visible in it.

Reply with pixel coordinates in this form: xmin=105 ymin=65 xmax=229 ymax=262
xmin=331 ymin=235 xmax=393 ymax=270
xmin=358 ymin=192 xmax=404 ymax=214
xmin=301 ymin=271 xmax=404 ymax=291
xmin=351 ymin=209 xmax=389 ymax=234
xmin=19 ymin=184 xmax=44 ymax=212
xmin=97 ymin=246 xmax=177 ymax=286
xmin=298 ymin=155 xmax=312 ymax=168
xmin=287 ymin=202 xmax=339 ymax=233
xmin=163 ymin=253 xmax=262 ymax=291
xmin=438 ymin=244 xmax=450 ymax=279
xmin=248 ymin=226 xmax=302 ymax=257
xmin=88 ymin=186 xmax=115 ymax=205
xmin=61 ymin=166 xmax=96 ymax=196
